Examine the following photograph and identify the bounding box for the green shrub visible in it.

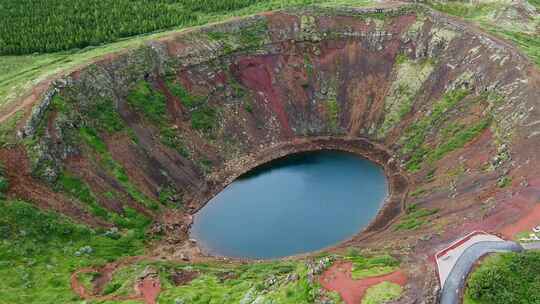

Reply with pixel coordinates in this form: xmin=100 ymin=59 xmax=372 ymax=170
xmin=346 ymin=247 xmax=360 ymax=257
xmin=428 ymin=118 xmax=491 ymax=163
xmin=127 ymin=81 xmax=167 ymax=124
xmin=164 ymin=78 xmax=217 ymax=132
xmin=85 ymin=98 xmax=125 ymax=133
xmin=77 ymin=271 xmax=100 ymax=292
xmin=0 ymin=162 xmax=8 ymax=195
xmin=395 ymin=53 xmax=408 ymax=64
xmin=409 ymin=188 xmax=426 ymax=197
xmin=56 ymin=173 xmax=109 ymax=220
xmin=401 ymin=89 xmax=470 ymax=171
xmin=465 ymin=251 xmax=540 ymax=304
xmin=362 ymin=281 xmax=403 ymax=304
xmin=494 ymin=29 xmax=540 ymax=66
xmin=345 ymin=254 xmax=400 ymax=280
xmin=166 ymin=79 xmax=206 ymax=109
xmin=208 ymin=20 xmax=268 ymax=49
xmin=0 ymin=176 xmax=8 ymax=194
xmin=103 ymin=282 xmax=122 ymax=295
xmin=304 ymin=54 xmax=314 ymax=78
xmin=394 ymin=207 xmax=438 ymax=230
xmin=156 ymin=259 xmax=317 ymax=304
xmin=158 ymin=186 xmax=183 ymax=208
xmin=79 ymin=126 xmax=160 ymax=211
xmin=244 ymin=101 xmax=254 ymax=113
xmin=79 ymin=127 xmax=108 ymax=154
xmin=160 ymin=126 xmax=190 ymax=157
xmin=425 ymin=168 xmax=436 ymax=181
xmin=529 ymin=0 xmax=540 ymax=9
xmin=191 ymin=106 xmax=217 ymax=132
xmin=428 ymin=1 xmax=496 ymax=18
xmin=240 ymin=20 xmax=268 ymax=46
xmin=497 ymin=176 xmax=512 ymax=188
xmin=327 ymin=99 xmax=339 ymax=130
xmin=229 ymin=77 xmax=247 ymax=98
xmin=130 ymin=80 xmax=201 ymax=153
xmin=111 ymin=207 xmax=151 ymax=231
xmin=56 ymin=171 xmax=152 ymax=230
xmin=199 ymin=158 xmax=213 ymax=174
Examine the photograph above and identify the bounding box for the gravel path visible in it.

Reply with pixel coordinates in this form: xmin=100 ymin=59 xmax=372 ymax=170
xmin=439 ymin=241 xmax=523 ymax=304
xmin=522 ymin=242 xmax=540 ymax=250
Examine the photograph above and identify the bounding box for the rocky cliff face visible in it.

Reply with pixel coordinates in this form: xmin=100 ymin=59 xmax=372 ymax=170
xmin=3 ymin=4 xmax=539 ymax=272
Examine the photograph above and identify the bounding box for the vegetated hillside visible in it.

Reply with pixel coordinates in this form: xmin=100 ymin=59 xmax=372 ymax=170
xmin=0 ymin=0 xmax=267 ymax=55
xmin=2 ymin=0 xmax=538 ymax=122
xmin=464 ymin=251 xmax=540 ymax=304
xmin=0 ymin=0 xmax=370 ymax=55
xmin=0 ymin=199 xmax=149 ymax=303
xmin=426 ymin=0 xmax=540 ymax=65
xmin=0 ymin=0 xmax=376 ymax=117
xmin=0 ymin=3 xmax=539 ymax=303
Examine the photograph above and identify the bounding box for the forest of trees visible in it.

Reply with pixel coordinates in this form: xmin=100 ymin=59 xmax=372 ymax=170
xmin=0 ymin=0 xmax=265 ymax=55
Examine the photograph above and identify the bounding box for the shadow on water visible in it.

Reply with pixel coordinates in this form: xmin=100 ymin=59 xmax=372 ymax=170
xmin=237 ymin=150 xmax=348 ymax=180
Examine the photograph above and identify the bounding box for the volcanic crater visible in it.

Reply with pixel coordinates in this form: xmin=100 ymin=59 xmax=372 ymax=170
xmin=4 ymin=3 xmax=540 ymax=299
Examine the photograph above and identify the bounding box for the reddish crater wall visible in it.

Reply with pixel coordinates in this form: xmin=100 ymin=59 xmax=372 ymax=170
xmin=4 ymin=8 xmax=540 ymax=298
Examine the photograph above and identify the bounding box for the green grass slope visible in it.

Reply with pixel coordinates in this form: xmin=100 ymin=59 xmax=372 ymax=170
xmin=0 ymin=199 xmax=147 ymax=304
xmin=427 ymin=0 xmax=539 ymax=66
xmin=464 ymin=251 xmax=540 ymax=304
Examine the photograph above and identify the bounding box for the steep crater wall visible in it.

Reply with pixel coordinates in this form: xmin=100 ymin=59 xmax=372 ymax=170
xmin=5 ymin=4 xmax=540 ymax=263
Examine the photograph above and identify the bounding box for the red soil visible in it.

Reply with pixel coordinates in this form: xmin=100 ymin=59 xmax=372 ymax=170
xmin=233 ymin=56 xmax=293 ymax=137
xmin=500 ymin=178 xmax=540 ymax=238
xmin=501 ymin=204 xmax=540 ymax=238
xmin=0 ymin=148 xmax=108 ymax=228
xmin=71 ymin=269 xmax=92 ymax=298
xmin=155 ymin=76 xmax=187 ymax=123
xmin=70 ymin=257 xmax=161 ymax=304
xmin=136 ymin=278 xmax=161 ymax=304
xmin=319 ymin=261 xmax=407 ymax=304
xmin=71 ymin=269 xmax=160 ymax=304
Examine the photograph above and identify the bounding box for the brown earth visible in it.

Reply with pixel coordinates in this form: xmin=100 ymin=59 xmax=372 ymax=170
xmin=319 ymin=261 xmax=407 ymax=304
xmin=170 ymin=270 xmax=200 ymax=286
xmin=70 ymin=256 xmax=161 ymax=304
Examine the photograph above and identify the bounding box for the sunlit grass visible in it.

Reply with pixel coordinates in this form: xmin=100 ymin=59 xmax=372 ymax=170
xmin=0 ymin=199 xmax=147 ymax=304
xmin=0 ymin=0 xmax=375 ymax=110
xmin=427 ymin=0 xmax=540 ymax=66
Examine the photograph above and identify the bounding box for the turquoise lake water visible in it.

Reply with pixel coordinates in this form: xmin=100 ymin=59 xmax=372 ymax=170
xmin=190 ymin=150 xmax=387 ymax=259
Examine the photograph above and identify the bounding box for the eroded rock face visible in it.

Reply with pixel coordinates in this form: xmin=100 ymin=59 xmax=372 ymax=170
xmin=5 ymin=3 xmax=540 ymax=299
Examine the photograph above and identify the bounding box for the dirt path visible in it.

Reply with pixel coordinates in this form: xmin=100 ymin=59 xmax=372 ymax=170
xmin=71 ymin=268 xmax=94 ymax=298
xmin=319 ymin=261 xmax=407 ymax=304
xmin=0 ymin=80 xmax=52 ymax=124
xmin=439 ymin=241 xmax=523 ymax=304
xmin=137 ymin=279 xmax=161 ymax=304
xmin=70 ymin=257 xmax=161 ymax=304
